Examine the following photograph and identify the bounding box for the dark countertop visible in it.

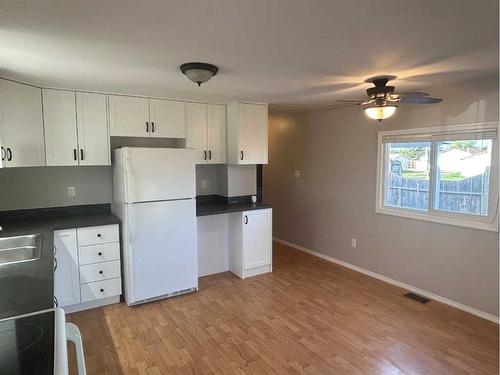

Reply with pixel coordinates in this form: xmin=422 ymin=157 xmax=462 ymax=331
xmin=196 ymin=195 xmax=272 ymax=217
xmin=0 ymin=204 xmax=120 ymax=320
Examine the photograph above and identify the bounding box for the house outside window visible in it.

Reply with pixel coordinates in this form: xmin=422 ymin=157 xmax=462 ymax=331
xmin=376 ymin=123 xmax=498 ymax=231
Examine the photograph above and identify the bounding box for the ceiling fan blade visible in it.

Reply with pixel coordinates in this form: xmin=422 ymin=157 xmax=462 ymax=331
xmin=324 ymin=103 xmax=361 ymax=111
xmin=402 ymin=96 xmax=442 ymax=104
xmin=392 ymin=92 xmax=431 ymax=97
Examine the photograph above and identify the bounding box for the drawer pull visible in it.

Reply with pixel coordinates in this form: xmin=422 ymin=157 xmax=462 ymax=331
xmin=98 ymin=252 xmax=102 ymax=256
xmin=100 ymin=288 xmax=104 ymax=293
xmin=97 ymin=234 xmax=102 ymax=238
xmin=99 ymin=270 xmax=103 ymax=274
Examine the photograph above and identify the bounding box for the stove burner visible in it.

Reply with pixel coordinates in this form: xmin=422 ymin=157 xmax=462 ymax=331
xmin=0 ymin=323 xmax=44 ymax=354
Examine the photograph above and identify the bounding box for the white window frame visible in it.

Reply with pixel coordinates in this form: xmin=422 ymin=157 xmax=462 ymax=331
xmin=376 ymin=122 xmax=499 ymax=232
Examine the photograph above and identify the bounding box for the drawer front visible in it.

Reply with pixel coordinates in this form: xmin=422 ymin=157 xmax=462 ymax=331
xmin=78 ymin=242 xmax=120 ymax=265
xmin=77 ymin=224 xmax=119 ymax=246
xmin=80 ymin=278 xmax=122 ymax=302
xmin=80 ymin=260 xmax=121 ymax=284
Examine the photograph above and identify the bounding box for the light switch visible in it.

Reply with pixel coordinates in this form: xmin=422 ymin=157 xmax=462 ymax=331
xmin=201 ymin=179 xmax=208 ymax=189
xmin=68 ymin=186 xmax=76 ymax=197
xmin=294 ymin=170 xmax=301 ymax=178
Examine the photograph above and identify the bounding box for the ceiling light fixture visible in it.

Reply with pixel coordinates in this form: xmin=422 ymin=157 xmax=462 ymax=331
xmin=180 ymin=62 xmax=219 ymax=86
xmin=364 ymin=105 xmax=397 ymax=122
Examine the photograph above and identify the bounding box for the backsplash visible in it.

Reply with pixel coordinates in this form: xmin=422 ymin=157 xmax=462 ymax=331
xmin=0 ymin=166 xmax=112 ymax=211
xmin=196 ymin=164 xmax=257 ymax=197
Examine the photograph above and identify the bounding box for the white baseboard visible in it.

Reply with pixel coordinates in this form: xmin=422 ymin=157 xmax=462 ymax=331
xmin=273 ymin=237 xmax=499 ymax=324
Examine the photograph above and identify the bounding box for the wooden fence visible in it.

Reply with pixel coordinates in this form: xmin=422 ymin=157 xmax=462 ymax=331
xmin=387 ymin=170 xmax=489 ymax=215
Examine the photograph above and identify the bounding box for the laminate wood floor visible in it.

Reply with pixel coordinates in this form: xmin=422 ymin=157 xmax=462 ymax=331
xmin=67 ymin=241 xmax=499 ymax=374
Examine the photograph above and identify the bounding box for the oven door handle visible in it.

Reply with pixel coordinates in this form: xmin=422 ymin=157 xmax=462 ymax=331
xmin=66 ymin=322 xmax=87 ymax=375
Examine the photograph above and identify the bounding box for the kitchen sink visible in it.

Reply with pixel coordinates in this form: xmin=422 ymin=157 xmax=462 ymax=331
xmin=0 ymin=234 xmax=42 ymax=265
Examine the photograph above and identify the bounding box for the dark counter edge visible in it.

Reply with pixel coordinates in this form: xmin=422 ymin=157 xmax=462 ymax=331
xmin=196 ymin=195 xmax=272 ymax=217
xmin=0 ymin=204 xmax=121 ymax=320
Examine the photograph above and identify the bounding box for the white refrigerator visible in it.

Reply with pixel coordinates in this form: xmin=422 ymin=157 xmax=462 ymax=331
xmin=113 ymin=147 xmax=198 ymax=306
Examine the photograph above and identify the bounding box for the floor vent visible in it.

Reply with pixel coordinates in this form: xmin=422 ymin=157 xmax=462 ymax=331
xmin=404 ymin=292 xmax=431 ymax=304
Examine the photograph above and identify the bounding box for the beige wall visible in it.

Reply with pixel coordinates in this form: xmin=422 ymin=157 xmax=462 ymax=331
xmin=0 ymin=166 xmax=112 ymax=211
xmin=264 ymin=77 xmax=499 ymax=316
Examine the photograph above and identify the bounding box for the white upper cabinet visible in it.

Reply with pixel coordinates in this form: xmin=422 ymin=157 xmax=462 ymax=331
xmin=186 ymin=102 xmax=226 ymax=164
xmin=186 ymin=102 xmax=209 ymax=164
xmin=149 ymin=99 xmax=186 ymax=138
xmin=108 ymin=95 xmax=150 ymax=137
xmin=227 ymin=102 xmax=268 ymax=165
xmin=207 ymin=104 xmax=226 ymax=164
xmin=76 ymin=92 xmax=110 ymax=166
xmin=109 ymin=95 xmax=186 ymax=139
xmin=0 ymin=79 xmax=45 ymax=168
xmin=43 ymin=89 xmax=79 ymax=166
xmin=43 ymin=90 xmax=109 ymax=166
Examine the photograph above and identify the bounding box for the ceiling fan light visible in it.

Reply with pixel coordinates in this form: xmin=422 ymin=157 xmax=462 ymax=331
xmin=364 ymin=105 xmax=397 ymax=121
xmin=180 ymin=62 xmax=218 ymax=86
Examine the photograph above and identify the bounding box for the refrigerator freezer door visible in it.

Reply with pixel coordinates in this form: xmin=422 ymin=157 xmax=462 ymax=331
xmin=125 ymin=147 xmax=196 ymax=203
xmin=127 ymin=199 xmax=198 ymax=304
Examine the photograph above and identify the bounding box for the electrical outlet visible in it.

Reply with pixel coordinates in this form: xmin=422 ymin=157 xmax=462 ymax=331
xmin=294 ymin=170 xmax=301 ymax=178
xmin=68 ymin=186 xmax=76 ymax=197
xmin=201 ymin=179 xmax=208 ymax=189
xmin=351 ymin=238 xmax=357 ymax=248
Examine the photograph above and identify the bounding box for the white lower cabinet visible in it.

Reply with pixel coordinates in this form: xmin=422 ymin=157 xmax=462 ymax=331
xmin=54 ymin=224 xmax=121 ymax=313
xmin=54 ymin=229 xmax=80 ymax=307
xmin=228 ymin=208 xmax=272 ymax=279
xmin=80 ymin=278 xmax=122 ymax=303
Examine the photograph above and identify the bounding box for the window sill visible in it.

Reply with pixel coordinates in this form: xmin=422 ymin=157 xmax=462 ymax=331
xmin=375 ymin=206 xmax=498 ymax=232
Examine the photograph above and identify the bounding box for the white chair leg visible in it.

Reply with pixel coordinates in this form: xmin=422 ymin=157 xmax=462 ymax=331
xmin=66 ymin=322 xmax=87 ymax=375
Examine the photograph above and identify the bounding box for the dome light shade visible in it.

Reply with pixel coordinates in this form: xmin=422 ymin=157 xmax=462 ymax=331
xmin=180 ymin=62 xmax=219 ymax=86
xmin=364 ymin=105 xmax=397 ymax=121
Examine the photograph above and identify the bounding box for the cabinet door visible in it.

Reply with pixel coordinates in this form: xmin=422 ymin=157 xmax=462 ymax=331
xmin=207 ymin=104 xmax=226 ymax=164
xmin=149 ymin=99 xmax=186 ymax=138
xmin=242 ymin=209 xmax=272 ymax=270
xmin=108 ymin=95 xmax=150 ymax=137
xmin=186 ymin=102 xmax=208 ymax=164
xmin=54 ymin=229 xmax=81 ymax=307
xmin=0 ymin=79 xmax=45 ymax=167
xmin=238 ymin=103 xmax=268 ymax=164
xmin=76 ymin=92 xmax=109 ymax=166
xmin=43 ymin=89 xmax=78 ymax=166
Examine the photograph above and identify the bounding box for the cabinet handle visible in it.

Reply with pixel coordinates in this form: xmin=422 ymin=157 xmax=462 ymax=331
xmin=97 ymin=234 xmax=101 ymax=237
xmin=208 ymin=150 xmax=212 ymax=160
xmin=80 ymin=149 xmax=84 ymax=160
xmin=73 ymin=149 xmax=77 ymax=161
xmin=99 ymin=270 xmax=103 ymax=274
xmin=100 ymin=288 xmax=104 ymax=293
xmin=204 ymin=150 xmax=207 ymax=160
xmin=240 ymin=150 xmax=244 ymax=160
xmin=1 ymin=147 xmax=5 ymax=161
xmin=146 ymin=122 xmax=149 ymax=133
xmin=244 ymin=215 xmax=248 ymax=224
xmin=98 ymin=252 xmax=103 ymax=256
xmin=7 ymin=148 xmax=12 ymax=161
xmin=151 ymin=122 xmax=155 ymax=133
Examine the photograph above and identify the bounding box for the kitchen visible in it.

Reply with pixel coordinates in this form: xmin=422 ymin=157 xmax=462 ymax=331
xmin=1 ymin=1 xmax=499 ymax=374
xmin=0 ymin=77 xmax=272 ymax=374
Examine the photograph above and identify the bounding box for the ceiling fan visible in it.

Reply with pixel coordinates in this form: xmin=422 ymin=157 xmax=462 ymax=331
xmin=333 ymin=76 xmax=442 ymax=121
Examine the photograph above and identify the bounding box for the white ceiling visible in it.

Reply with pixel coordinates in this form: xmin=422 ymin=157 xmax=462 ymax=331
xmin=0 ymin=0 xmax=498 ymax=112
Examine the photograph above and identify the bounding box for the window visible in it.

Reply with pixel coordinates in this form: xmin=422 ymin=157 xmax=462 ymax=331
xmin=376 ymin=123 xmax=498 ymax=231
